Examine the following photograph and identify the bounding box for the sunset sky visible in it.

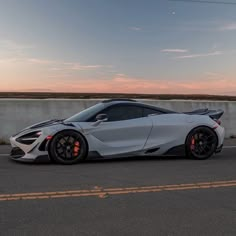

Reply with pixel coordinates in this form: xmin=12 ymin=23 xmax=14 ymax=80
xmin=0 ymin=0 xmax=236 ymax=95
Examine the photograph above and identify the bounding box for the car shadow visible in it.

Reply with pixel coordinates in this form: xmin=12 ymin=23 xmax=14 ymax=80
xmin=83 ymin=155 xmax=188 ymax=164
xmin=8 ymin=152 xmax=228 ymax=165
xmin=8 ymin=155 xmax=189 ymax=166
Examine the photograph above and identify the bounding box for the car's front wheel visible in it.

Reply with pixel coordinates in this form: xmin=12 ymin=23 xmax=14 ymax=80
xmin=49 ymin=130 xmax=88 ymax=164
xmin=186 ymin=127 xmax=218 ymax=160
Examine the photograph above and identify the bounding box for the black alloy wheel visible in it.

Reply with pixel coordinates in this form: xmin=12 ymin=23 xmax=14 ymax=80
xmin=186 ymin=127 xmax=218 ymax=160
xmin=49 ymin=130 xmax=88 ymax=164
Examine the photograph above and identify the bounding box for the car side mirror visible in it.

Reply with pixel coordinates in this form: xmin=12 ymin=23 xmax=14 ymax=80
xmin=96 ymin=114 xmax=108 ymax=122
xmin=91 ymin=114 xmax=108 ymax=127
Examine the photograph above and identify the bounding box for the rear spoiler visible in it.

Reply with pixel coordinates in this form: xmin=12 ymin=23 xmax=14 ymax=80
xmin=184 ymin=108 xmax=224 ymax=120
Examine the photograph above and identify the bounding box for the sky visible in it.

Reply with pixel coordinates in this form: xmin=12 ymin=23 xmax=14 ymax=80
xmin=0 ymin=0 xmax=236 ymax=95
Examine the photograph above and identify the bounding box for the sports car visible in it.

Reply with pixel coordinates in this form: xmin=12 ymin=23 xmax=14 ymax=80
xmin=10 ymin=99 xmax=225 ymax=164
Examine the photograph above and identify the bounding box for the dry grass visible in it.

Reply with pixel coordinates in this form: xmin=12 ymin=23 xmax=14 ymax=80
xmin=0 ymin=139 xmax=9 ymax=145
xmin=0 ymin=92 xmax=236 ymax=101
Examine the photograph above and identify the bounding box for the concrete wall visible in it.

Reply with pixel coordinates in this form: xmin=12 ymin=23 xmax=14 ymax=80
xmin=0 ymin=99 xmax=235 ymax=142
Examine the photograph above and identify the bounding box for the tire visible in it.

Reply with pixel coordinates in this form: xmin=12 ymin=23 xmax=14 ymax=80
xmin=49 ymin=130 xmax=88 ymax=164
xmin=186 ymin=126 xmax=218 ymax=160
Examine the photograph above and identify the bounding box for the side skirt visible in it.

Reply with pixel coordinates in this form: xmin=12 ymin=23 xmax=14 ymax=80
xmin=163 ymin=145 xmax=186 ymax=156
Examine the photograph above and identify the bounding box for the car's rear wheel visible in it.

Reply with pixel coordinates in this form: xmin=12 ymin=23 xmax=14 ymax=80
xmin=49 ymin=130 xmax=88 ymax=164
xmin=186 ymin=127 xmax=218 ymax=160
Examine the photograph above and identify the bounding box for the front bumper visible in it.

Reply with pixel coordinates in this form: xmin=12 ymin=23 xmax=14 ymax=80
xmin=10 ymin=136 xmax=51 ymax=163
xmin=10 ymin=147 xmax=50 ymax=163
xmin=11 ymin=147 xmax=25 ymax=159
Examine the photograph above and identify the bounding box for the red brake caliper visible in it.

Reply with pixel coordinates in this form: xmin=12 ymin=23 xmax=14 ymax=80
xmin=73 ymin=141 xmax=80 ymax=156
xmin=191 ymin=137 xmax=195 ymax=150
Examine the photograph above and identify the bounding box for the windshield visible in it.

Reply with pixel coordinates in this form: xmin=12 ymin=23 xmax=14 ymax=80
xmin=65 ymin=103 xmax=105 ymax=122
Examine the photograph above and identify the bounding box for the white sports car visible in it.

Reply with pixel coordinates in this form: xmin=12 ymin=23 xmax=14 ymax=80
xmin=10 ymin=99 xmax=225 ymax=164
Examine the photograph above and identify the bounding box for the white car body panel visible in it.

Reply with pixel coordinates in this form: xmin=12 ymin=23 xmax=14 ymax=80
xmin=9 ymin=100 xmax=225 ymax=163
xmin=77 ymin=117 xmax=152 ymax=156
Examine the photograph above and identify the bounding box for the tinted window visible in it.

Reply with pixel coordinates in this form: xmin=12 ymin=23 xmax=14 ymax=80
xmin=143 ymin=108 xmax=161 ymax=117
xmin=104 ymin=105 xmax=143 ymax=122
xmin=65 ymin=103 xmax=105 ymax=122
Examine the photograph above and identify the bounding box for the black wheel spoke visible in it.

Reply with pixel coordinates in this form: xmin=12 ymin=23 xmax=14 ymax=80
xmin=64 ymin=151 xmax=67 ymax=158
xmin=204 ymin=145 xmax=210 ymax=152
xmin=195 ymin=145 xmax=201 ymax=154
xmin=197 ymin=133 xmax=201 ymax=140
xmin=57 ymin=142 xmax=63 ymax=149
xmin=53 ymin=134 xmax=83 ymax=162
xmin=57 ymin=149 xmax=64 ymax=155
xmin=208 ymin=139 xmax=216 ymax=144
xmin=198 ymin=145 xmax=205 ymax=154
xmin=189 ymin=128 xmax=217 ymax=159
xmin=206 ymin=135 xmax=213 ymax=140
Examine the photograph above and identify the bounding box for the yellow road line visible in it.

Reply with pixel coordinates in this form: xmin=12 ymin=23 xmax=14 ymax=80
xmin=1 ymin=180 xmax=236 ymax=202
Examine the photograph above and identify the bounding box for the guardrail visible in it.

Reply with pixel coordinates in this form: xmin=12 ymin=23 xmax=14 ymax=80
xmin=0 ymin=99 xmax=235 ymax=142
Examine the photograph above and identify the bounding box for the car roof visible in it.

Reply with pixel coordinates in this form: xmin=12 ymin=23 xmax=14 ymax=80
xmin=101 ymin=98 xmax=137 ymax=103
xmin=101 ymin=99 xmax=177 ymax=114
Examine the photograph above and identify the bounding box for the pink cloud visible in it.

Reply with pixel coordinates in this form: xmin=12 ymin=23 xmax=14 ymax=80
xmin=39 ymin=75 xmax=236 ymax=95
xmin=175 ymin=51 xmax=222 ymax=59
xmin=129 ymin=27 xmax=142 ymax=31
xmin=220 ymin=23 xmax=236 ymax=31
xmin=161 ymin=49 xmax=188 ymax=53
xmin=1 ymin=73 xmax=236 ymax=95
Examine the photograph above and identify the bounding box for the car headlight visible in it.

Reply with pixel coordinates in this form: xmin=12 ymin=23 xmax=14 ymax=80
xmin=16 ymin=131 xmax=42 ymax=145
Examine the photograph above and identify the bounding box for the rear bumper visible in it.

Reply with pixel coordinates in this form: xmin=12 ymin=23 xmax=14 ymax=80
xmin=215 ymin=125 xmax=225 ymax=149
xmin=215 ymin=144 xmax=223 ymax=153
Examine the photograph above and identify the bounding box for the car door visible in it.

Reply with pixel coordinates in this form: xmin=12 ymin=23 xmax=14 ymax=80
xmin=144 ymin=113 xmax=190 ymax=152
xmin=79 ymin=104 xmax=153 ymax=156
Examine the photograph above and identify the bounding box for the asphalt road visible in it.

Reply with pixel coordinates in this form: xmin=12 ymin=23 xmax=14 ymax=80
xmin=0 ymin=141 xmax=236 ymax=236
